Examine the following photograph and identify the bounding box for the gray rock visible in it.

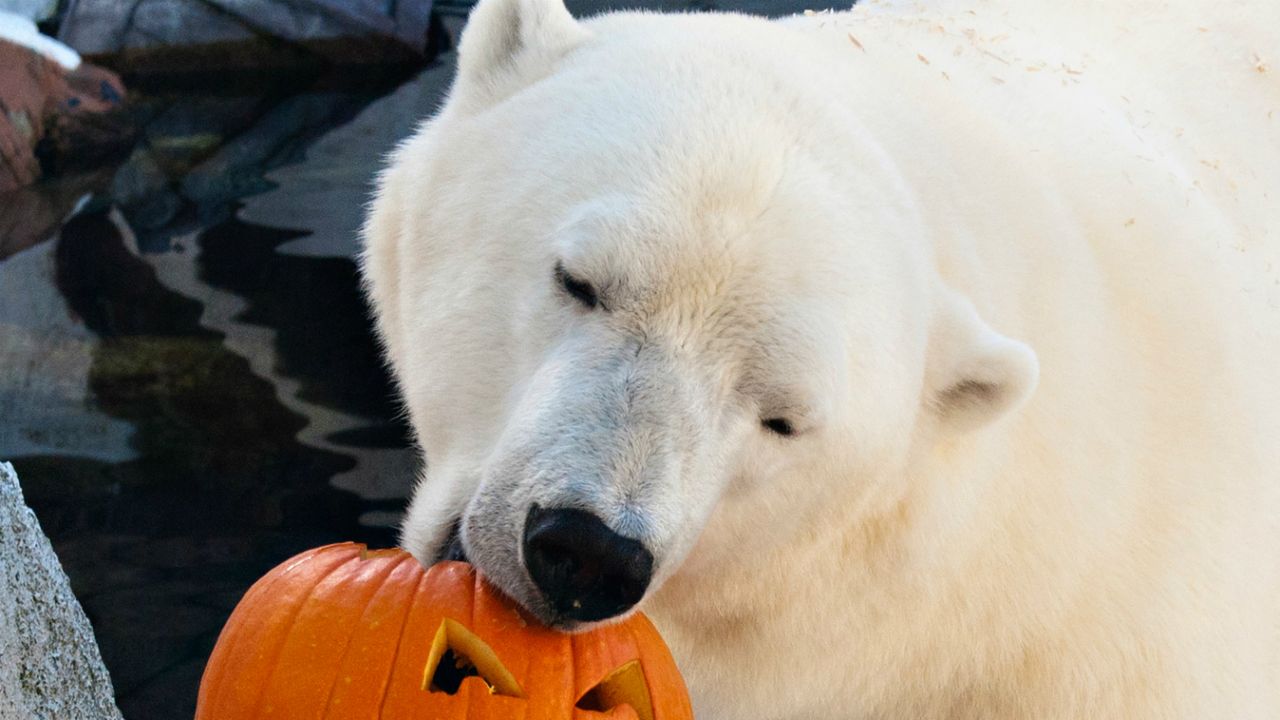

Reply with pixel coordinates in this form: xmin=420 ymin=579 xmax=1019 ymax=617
xmin=564 ymin=0 xmax=834 ymax=16
xmin=110 ymin=144 xmax=180 ymax=229
xmin=0 ymin=0 xmax=59 ymax=22
xmin=180 ymin=92 xmax=354 ymax=210
xmin=429 ymin=0 xmax=836 ymax=20
xmin=238 ymin=54 xmax=458 ymax=258
xmin=58 ymin=0 xmax=433 ymax=56
xmin=0 ymin=462 xmax=124 ymax=720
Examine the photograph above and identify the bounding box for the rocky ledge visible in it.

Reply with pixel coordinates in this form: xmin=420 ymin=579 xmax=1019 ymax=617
xmin=0 ymin=461 xmax=124 ymax=720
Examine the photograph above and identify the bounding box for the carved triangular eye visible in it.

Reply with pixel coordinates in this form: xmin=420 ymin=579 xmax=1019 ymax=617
xmin=422 ymin=619 xmax=524 ymax=698
xmin=576 ymin=660 xmax=654 ymax=720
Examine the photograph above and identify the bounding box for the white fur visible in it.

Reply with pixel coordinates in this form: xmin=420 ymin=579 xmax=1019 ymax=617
xmin=361 ymin=0 xmax=1280 ymax=716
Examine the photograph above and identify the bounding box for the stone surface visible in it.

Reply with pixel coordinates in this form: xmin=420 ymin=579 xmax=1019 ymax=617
xmin=565 ymin=0 xmax=829 ymax=15
xmin=430 ymin=0 xmax=830 ymax=19
xmin=58 ymin=0 xmax=434 ymax=57
xmin=180 ymin=92 xmax=367 ymax=213
xmin=238 ymin=55 xmax=458 ymax=258
xmin=0 ymin=461 xmax=124 ymax=720
xmin=0 ymin=0 xmax=59 ymax=22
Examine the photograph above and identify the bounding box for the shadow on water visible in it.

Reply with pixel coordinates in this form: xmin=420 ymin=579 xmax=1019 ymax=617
xmin=197 ymin=216 xmax=409 ymax=446
xmin=0 ymin=19 xmax=446 ymax=714
xmin=0 ymin=10 xmax=448 ymax=716
xmin=1 ymin=55 xmax=428 ymax=720
xmin=11 ymin=206 xmax=410 ymax=718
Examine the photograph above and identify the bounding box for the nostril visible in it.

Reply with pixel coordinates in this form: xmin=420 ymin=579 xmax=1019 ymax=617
xmin=523 ymin=504 xmax=654 ymax=622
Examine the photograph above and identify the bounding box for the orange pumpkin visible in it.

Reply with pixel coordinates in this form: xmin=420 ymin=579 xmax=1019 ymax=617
xmin=195 ymin=542 xmax=693 ymax=720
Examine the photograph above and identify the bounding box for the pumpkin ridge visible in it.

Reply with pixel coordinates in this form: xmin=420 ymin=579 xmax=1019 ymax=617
xmin=202 ymin=552 xmax=314 ymax=713
xmin=468 ymin=565 xmax=482 ymax=700
xmin=629 ymin=619 xmax=647 ymax=719
xmin=319 ymin=552 xmax=418 ymax=720
xmin=203 ymin=545 xmax=359 ymax=717
xmin=568 ymin=622 xmax=578 ymax=718
xmin=199 ymin=559 xmax=291 ymax=713
xmin=373 ymin=558 xmax=427 ymax=712
xmin=248 ymin=549 xmax=365 ymax=718
xmin=464 ymin=562 xmax=486 ymax=717
xmin=630 ymin=614 xmax=692 ymax=720
xmin=630 ymin=619 xmax=657 ymax=720
xmin=458 ymin=684 xmax=472 ymax=720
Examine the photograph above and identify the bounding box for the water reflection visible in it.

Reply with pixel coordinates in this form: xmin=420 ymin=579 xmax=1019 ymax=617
xmin=0 ymin=66 xmax=430 ymax=720
xmin=6 ymin=204 xmax=415 ymax=716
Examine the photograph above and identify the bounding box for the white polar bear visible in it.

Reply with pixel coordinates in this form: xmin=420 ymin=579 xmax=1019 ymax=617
xmin=360 ymin=0 xmax=1280 ymax=716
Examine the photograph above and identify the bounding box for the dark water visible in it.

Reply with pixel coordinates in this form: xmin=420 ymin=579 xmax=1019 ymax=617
xmin=0 ymin=50 xmax=433 ymax=720
xmin=21 ymin=216 xmax=409 ymax=716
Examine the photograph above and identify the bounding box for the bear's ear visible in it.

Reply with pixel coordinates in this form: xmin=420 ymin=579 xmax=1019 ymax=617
xmin=454 ymin=0 xmax=589 ymax=110
xmin=924 ymin=289 xmax=1039 ymax=434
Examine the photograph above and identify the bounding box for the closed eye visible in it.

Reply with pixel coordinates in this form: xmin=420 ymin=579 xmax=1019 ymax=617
xmin=761 ymin=417 xmax=796 ymax=437
xmin=555 ymin=262 xmax=600 ymax=309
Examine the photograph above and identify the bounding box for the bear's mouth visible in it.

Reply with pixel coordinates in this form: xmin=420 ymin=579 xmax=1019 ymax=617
xmin=435 ymin=518 xmax=469 ymax=564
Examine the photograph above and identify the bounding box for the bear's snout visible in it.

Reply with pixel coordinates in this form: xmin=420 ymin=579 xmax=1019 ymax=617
xmin=523 ymin=504 xmax=654 ymax=623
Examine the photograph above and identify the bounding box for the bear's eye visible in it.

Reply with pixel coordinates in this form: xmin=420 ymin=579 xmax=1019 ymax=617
xmin=761 ymin=417 xmax=796 ymax=437
xmin=555 ymin=263 xmax=599 ymax=309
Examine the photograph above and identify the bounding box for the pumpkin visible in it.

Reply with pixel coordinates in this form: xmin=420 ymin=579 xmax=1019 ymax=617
xmin=195 ymin=542 xmax=693 ymax=720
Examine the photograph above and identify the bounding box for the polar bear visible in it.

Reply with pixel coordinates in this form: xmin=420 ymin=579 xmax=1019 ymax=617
xmin=360 ymin=0 xmax=1280 ymax=717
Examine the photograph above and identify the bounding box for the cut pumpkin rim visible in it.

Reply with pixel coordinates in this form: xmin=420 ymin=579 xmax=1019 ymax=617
xmin=420 ymin=618 xmax=655 ymax=720
xmin=576 ymin=659 xmax=655 ymax=720
xmin=422 ymin=618 xmax=525 ymax=698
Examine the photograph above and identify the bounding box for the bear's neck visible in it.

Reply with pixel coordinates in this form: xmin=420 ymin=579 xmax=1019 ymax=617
xmin=645 ymin=430 xmax=1127 ymax=718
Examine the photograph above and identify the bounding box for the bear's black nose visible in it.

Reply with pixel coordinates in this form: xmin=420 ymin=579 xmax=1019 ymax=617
xmin=523 ymin=504 xmax=653 ymax=623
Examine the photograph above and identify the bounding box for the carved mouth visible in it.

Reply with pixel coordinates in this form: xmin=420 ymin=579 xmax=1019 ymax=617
xmin=421 ymin=617 xmax=657 ymax=720
xmin=423 ymin=619 xmax=523 ymax=697
xmin=436 ymin=518 xmax=469 ymax=564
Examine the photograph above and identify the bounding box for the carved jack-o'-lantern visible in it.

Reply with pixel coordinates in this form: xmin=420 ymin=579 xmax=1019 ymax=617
xmin=195 ymin=543 xmax=693 ymax=719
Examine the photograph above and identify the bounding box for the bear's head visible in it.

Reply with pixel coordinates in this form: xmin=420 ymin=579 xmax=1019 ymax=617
xmin=360 ymin=0 xmax=1038 ymax=629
